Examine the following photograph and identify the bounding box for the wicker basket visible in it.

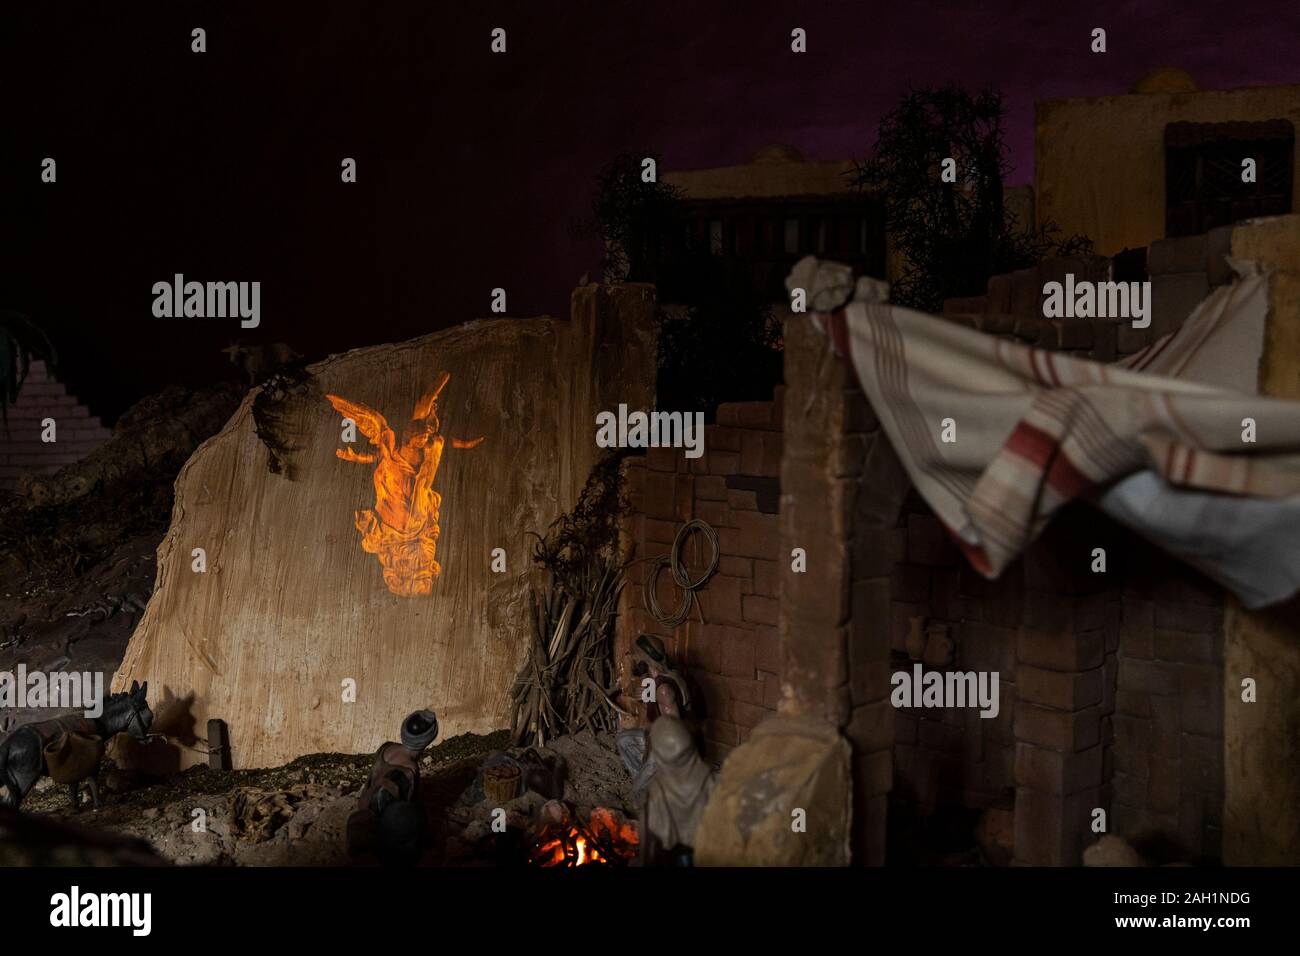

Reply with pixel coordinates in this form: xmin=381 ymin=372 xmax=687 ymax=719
xmin=483 ymin=764 xmax=521 ymax=804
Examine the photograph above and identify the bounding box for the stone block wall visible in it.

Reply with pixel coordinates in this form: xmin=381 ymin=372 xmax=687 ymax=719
xmin=616 ymin=396 xmax=785 ymax=763
xmin=0 ymin=360 xmax=112 ymax=492
xmin=778 ymin=317 xmax=911 ymax=865
xmin=890 ymin=494 xmax=1020 ymax=817
xmin=886 ymin=233 xmax=1232 ymax=863
xmin=943 ymin=230 xmax=1236 ymax=363
xmin=1113 ymin=539 xmax=1226 ymax=863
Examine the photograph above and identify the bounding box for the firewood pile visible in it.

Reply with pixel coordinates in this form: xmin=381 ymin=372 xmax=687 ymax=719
xmin=508 ymin=452 xmax=631 ymax=747
xmin=509 ymin=558 xmax=626 ymax=746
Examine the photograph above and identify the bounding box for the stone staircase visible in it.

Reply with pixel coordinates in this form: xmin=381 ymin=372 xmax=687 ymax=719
xmin=0 ymin=360 xmax=112 ymax=493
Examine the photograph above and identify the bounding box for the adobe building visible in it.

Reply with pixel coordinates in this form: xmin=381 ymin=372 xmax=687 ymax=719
xmin=665 ymin=144 xmax=1035 ymax=300
xmin=664 ymin=144 xmax=887 ymax=301
xmin=636 ymin=78 xmax=1300 ymax=867
xmin=1036 ymin=68 xmax=1299 ymax=256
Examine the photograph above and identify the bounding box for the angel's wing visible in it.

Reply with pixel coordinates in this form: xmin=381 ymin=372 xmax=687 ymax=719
xmin=325 ymin=394 xmax=396 ymax=458
xmin=412 ymin=372 xmax=452 ymax=422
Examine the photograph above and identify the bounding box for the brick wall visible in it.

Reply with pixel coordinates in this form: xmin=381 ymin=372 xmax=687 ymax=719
xmin=617 ymin=394 xmax=784 ymax=763
xmin=941 ymin=227 xmax=1235 ymax=364
xmin=912 ymin=234 xmax=1231 ymax=863
xmin=1113 ymin=538 xmax=1226 ymax=863
xmin=0 ymin=360 xmax=111 ymax=493
xmin=890 ymin=494 xmax=1019 ymax=818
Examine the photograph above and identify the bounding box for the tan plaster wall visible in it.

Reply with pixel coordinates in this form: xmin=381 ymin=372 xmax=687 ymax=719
xmin=1036 ymin=85 xmax=1300 ymax=256
xmin=1223 ymin=215 xmax=1300 ymax=864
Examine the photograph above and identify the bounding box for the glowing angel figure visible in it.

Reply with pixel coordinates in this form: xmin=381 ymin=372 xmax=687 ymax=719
xmin=325 ymin=372 xmax=484 ymax=596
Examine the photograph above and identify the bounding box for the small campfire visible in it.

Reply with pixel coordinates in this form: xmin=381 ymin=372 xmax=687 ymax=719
xmin=527 ymin=807 xmax=638 ymax=867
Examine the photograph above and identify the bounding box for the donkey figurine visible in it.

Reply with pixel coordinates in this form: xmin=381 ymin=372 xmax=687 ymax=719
xmin=0 ymin=680 xmax=154 ymax=811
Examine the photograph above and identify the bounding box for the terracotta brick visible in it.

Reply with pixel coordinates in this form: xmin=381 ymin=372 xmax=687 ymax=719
xmin=733 ymin=700 xmax=768 ymax=729
xmin=639 ymin=469 xmax=668 ymax=516
xmin=740 ymin=430 xmax=765 ymax=476
xmin=753 ymin=625 xmax=780 ymax=673
xmin=753 ymin=559 xmax=777 ymax=597
xmin=1153 ymin=628 xmax=1217 ymax=664
xmin=1147 ymin=756 xmax=1179 ymax=814
xmin=761 ymin=673 xmax=782 ymax=709
xmin=726 ymin=488 xmax=758 ymax=511
xmin=673 ymin=474 xmax=695 ymax=520
xmin=715 ymin=404 xmax=742 ymax=427
xmin=735 ymin=402 xmax=775 ymax=430
xmin=718 ymin=509 xmax=780 ymax=560
xmin=1154 ymin=600 xmax=1223 ymax=635
xmin=742 ymin=593 xmax=778 ymax=626
xmin=1013 ymin=786 xmax=1101 ymax=865
xmin=697 ymin=575 xmax=743 ymax=621
xmin=1119 ymin=598 xmax=1155 ymax=658
xmin=721 ymin=627 xmax=756 ymax=678
xmin=1014 ymin=742 xmax=1104 ymax=795
xmin=1014 ymin=702 xmax=1101 ymax=751
xmin=1180 ymin=732 xmax=1224 ymax=794
xmin=1017 ymin=664 xmax=1103 ymax=711
xmin=846 ymin=698 xmax=894 ymax=753
xmin=706 ymin=425 xmax=743 ymax=452
xmin=647 ymin=445 xmax=679 ymax=472
xmin=685 ymin=622 xmax=725 ymax=674
xmin=852 ymin=749 xmax=893 ymax=799
xmin=698 ymin=449 xmax=740 ymax=476
xmin=1118 ymin=657 xmax=1180 ymax=696
xmin=717 ymin=556 xmax=752 ymax=578
xmin=694 ymin=499 xmax=731 ymax=528
xmin=1023 ymin=590 xmax=1107 ymax=632
xmin=694 ymin=475 xmax=727 ymax=500
xmin=1179 ymin=664 xmax=1223 ymax=736
xmin=703 ymin=740 xmax=734 ymax=763
xmin=723 ymin=675 xmax=765 ymax=706
xmin=760 ymin=433 xmax=783 ymax=478
xmin=703 ymin=718 xmax=739 ymax=746
xmin=1115 ymin=689 xmax=1151 ymax=717
xmin=645 ymin=517 xmax=678 ymax=544
xmin=1017 ymin=628 xmax=1104 ymax=672
xmin=1101 ymin=652 xmax=1119 ymax=716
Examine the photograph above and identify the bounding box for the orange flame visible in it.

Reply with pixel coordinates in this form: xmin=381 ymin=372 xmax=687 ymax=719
xmin=528 ymin=809 xmax=639 ymax=867
xmin=325 ymin=373 xmax=483 ymax=596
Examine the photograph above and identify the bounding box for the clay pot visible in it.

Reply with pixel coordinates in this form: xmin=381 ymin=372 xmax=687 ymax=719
xmin=905 ymin=616 xmax=927 ymax=661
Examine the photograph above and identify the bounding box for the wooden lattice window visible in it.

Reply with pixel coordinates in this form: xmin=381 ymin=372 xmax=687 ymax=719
xmin=1165 ymin=120 xmax=1294 ymax=237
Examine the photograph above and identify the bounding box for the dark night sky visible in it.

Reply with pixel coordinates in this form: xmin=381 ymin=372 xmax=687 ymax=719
xmin=2 ymin=0 xmax=1298 ymax=422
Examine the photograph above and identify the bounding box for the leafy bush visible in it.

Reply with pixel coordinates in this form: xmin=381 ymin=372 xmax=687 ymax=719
xmin=852 ymin=85 xmax=1092 ymax=312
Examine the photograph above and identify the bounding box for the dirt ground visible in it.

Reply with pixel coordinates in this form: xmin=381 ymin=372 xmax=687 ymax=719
xmin=13 ymin=729 xmax=638 ymax=866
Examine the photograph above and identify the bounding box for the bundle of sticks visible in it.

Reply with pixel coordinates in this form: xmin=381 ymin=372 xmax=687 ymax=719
xmin=509 ymin=556 xmax=627 ymax=747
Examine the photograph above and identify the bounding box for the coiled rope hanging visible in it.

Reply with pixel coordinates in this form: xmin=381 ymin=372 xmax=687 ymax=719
xmin=644 ymin=518 xmax=721 ymax=629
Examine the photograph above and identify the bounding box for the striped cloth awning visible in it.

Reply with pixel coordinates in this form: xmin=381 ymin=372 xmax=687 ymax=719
xmin=790 ymin=256 xmax=1300 ymax=609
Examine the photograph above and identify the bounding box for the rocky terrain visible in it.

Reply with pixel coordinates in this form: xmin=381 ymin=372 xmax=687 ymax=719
xmin=12 ymin=730 xmax=637 ymax=867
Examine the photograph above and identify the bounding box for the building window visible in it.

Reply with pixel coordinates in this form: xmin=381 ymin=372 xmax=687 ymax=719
xmin=709 ymin=219 xmax=724 ymax=255
xmin=783 ymin=218 xmax=800 ymax=254
xmin=1165 ymin=120 xmax=1295 ymax=237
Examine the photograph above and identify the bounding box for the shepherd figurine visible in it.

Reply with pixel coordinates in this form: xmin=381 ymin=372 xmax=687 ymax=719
xmin=326 ymin=373 xmax=484 ymax=597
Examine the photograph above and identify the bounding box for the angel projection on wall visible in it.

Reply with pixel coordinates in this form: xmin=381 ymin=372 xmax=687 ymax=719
xmin=325 ymin=373 xmax=484 ymax=596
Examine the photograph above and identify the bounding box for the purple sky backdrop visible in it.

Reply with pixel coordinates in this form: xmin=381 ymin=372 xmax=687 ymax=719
xmin=4 ymin=0 xmax=1299 ymax=416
